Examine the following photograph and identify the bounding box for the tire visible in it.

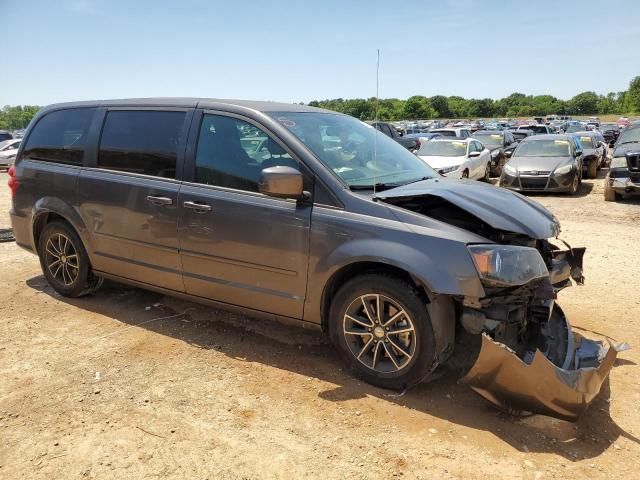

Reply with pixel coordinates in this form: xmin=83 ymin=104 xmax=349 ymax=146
xmin=569 ymin=174 xmax=579 ymax=195
xmin=329 ymin=274 xmax=437 ymax=391
xmin=483 ymin=162 xmax=491 ymax=182
xmin=587 ymin=159 xmax=597 ymax=179
xmin=37 ymin=221 xmax=103 ymax=297
xmin=604 ymin=182 xmax=619 ymax=202
xmin=462 ymin=169 xmax=469 ymax=179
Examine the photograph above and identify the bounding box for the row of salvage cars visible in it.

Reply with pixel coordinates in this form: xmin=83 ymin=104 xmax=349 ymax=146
xmin=413 ymin=123 xmax=639 ymax=201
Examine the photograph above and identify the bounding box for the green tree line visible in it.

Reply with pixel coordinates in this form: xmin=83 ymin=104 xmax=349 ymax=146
xmin=0 ymin=105 xmax=41 ymax=130
xmin=1 ymin=76 xmax=639 ymax=129
xmin=308 ymin=76 xmax=640 ymax=121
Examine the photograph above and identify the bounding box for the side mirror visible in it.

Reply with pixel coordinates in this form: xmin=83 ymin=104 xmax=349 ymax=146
xmin=505 ymin=150 xmax=513 ymax=158
xmin=259 ymin=166 xmax=307 ymax=200
xmin=468 ymin=151 xmax=481 ymax=158
xmin=575 ymin=150 xmax=583 ymax=157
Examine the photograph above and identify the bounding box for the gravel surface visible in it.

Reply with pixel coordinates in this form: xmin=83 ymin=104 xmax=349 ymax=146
xmin=0 ymin=170 xmax=638 ymax=479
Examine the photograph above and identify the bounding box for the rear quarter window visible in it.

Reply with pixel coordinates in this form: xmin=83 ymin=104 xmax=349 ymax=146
xmin=22 ymin=108 xmax=95 ymax=165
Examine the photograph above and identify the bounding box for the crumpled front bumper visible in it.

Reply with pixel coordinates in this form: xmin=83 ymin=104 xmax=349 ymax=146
xmin=462 ymin=331 xmax=623 ymax=421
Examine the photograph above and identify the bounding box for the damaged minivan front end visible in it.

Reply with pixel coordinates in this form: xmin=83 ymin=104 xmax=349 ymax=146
xmin=376 ymin=181 xmax=621 ymax=421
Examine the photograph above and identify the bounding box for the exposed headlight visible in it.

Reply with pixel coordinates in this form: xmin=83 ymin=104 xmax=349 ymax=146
xmin=503 ymin=163 xmax=517 ymax=175
xmin=491 ymin=149 xmax=500 ymax=158
xmin=439 ymin=165 xmax=459 ymax=174
xmin=554 ymin=164 xmax=573 ymax=175
xmin=610 ymin=156 xmax=627 ymax=168
xmin=468 ymin=245 xmax=549 ymax=288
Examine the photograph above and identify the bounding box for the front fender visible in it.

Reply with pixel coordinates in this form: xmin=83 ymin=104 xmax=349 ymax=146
xmin=303 ymin=207 xmax=485 ymax=325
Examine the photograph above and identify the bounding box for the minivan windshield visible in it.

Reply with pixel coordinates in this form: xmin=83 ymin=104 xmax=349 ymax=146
xmin=270 ymin=112 xmax=436 ymax=188
xmin=513 ymin=139 xmax=571 ymax=157
xmin=617 ymin=125 xmax=640 ymax=144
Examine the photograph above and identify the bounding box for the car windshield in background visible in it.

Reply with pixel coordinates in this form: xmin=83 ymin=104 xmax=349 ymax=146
xmin=473 ymin=133 xmax=502 ymax=147
xmin=418 ymin=141 xmax=467 ymax=157
xmin=514 ymin=140 xmax=570 ymax=157
xmin=513 ymin=132 xmax=529 ymax=140
xmin=579 ymin=136 xmax=595 ymax=148
xmin=617 ymin=126 xmax=640 ymax=144
xmin=600 ymin=124 xmax=617 ymax=130
xmin=269 ymin=112 xmax=436 ymax=188
xmin=565 ymin=125 xmax=582 ymax=133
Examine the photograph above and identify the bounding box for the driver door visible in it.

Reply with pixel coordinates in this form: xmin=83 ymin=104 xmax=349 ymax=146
xmin=177 ymin=111 xmax=312 ymax=319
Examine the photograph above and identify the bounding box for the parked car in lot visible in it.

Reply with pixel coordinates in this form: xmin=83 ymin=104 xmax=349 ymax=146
xmin=516 ymin=124 xmax=553 ymax=135
xmin=500 ymin=134 xmax=583 ymax=194
xmin=605 ymin=122 xmax=640 ymax=201
xmin=430 ymin=127 xmax=471 ymax=138
xmin=0 ymin=139 xmax=21 ymax=170
xmin=417 ymin=138 xmax=491 ymax=180
xmin=598 ymin=123 xmax=620 ymax=146
xmin=471 ymin=129 xmax=518 ymax=176
xmin=573 ymin=131 xmax=605 ymax=178
xmin=511 ymin=129 xmax=534 ymax=143
xmin=8 ymin=98 xmax=617 ymax=421
xmin=0 ymin=130 xmax=14 ymax=142
xmin=368 ymin=121 xmax=419 ymax=151
xmin=617 ymin=117 xmax=630 ymax=128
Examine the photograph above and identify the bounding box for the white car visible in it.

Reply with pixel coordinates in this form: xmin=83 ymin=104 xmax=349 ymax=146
xmin=417 ymin=138 xmax=491 ymax=180
xmin=0 ymin=139 xmax=20 ymax=169
xmin=430 ymin=127 xmax=471 ymax=138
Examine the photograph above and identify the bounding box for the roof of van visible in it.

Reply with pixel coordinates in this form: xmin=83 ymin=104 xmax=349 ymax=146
xmin=39 ymin=98 xmax=330 ymax=114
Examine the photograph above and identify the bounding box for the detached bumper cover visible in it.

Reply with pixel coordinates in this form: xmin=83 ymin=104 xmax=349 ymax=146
xmin=462 ymin=333 xmax=622 ymax=421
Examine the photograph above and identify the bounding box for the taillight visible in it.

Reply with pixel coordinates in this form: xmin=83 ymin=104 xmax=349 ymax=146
xmin=7 ymin=165 xmax=17 ymax=198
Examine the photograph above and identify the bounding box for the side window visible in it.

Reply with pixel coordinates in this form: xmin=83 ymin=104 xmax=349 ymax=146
xmin=194 ymin=114 xmax=296 ymax=192
xmin=98 ymin=110 xmax=186 ymax=178
xmin=23 ymin=108 xmax=95 ymax=165
xmin=474 ymin=141 xmax=483 ymax=152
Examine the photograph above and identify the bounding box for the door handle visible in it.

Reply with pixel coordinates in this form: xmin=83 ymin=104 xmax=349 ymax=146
xmin=183 ymin=201 xmax=213 ymax=213
xmin=146 ymin=195 xmax=173 ymax=206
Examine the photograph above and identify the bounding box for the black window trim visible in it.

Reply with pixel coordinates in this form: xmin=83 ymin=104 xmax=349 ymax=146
xmin=90 ymin=106 xmax=194 ymax=181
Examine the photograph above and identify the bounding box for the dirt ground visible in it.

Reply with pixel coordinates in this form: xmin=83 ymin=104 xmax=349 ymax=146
xmin=0 ymin=170 xmax=638 ymax=479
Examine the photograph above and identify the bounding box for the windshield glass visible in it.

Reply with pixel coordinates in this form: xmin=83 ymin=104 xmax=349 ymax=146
xmin=565 ymin=125 xmax=583 ymax=133
xmin=269 ymin=112 xmax=436 ymax=188
xmin=617 ymin=125 xmax=640 ymax=144
xmin=579 ymin=136 xmax=595 ymax=148
xmin=418 ymin=141 xmax=467 ymax=157
xmin=514 ymin=140 xmax=571 ymax=157
xmin=472 ymin=133 xmax=502 ymax=147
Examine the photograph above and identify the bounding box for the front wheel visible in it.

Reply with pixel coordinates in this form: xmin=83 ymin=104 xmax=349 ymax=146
xmin=587 ymin=159 xmax=597 ymax=179
xmin=483 ymin=162 xmax=491 ymax=182
xmin=329 ymin=274 xmax=437 ymax=390
xmin=37 ymin=221 xmax=103 ymax=297
xmin=569 ymin=174 xmax=579 ymax=195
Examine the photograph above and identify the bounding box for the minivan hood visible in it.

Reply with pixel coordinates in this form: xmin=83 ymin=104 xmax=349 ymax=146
xmin=374 ymin=178 xmax=560 ymax=240
xmin=507 ymin=156 xmax=571 ymax=172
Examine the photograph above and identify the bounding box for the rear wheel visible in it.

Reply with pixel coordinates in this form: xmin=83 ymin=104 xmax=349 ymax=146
xmin=329 ymin=274 xmax=437 ymax=390
xmin=483 ymin=162 xmax=491 ymax=182
xmin=587 ymin=159 xmax=597 ymax=179
xmin=37 ymin=221 xmax=103 ymax=297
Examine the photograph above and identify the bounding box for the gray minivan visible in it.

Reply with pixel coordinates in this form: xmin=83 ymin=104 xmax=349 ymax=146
xmin=8 ymin=98 xmax=619 ymax=420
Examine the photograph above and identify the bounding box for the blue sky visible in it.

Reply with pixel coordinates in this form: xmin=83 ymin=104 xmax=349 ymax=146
xmin=3 ymin=0 xmax=639 ymax=105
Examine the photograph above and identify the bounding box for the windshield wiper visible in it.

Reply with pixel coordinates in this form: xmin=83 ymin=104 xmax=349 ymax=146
xmin=401 ymin=176 xmax=434 ymax=186
xmin=617 ymin=140 xmax=640 ymax=146
xmin=349 ymin=183 xmax=402 ymax=191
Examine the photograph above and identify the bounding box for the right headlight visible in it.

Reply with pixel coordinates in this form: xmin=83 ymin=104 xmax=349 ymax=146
xmin=554 ymin=164 xmax=573 ymax=175
xmin=468 ymin=245 xmax=549 ymax=288
xmin=503 ymin=163 xmax=517 ymax=175
xmin=439 ymin=165 xmax=459 ymax=174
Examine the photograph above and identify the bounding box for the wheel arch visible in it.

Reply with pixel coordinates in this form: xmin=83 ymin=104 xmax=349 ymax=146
xmin=31 ymin=198 xmax=91 ymax=254
xmin=320 ymin=261 xmax=456 ymax=363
